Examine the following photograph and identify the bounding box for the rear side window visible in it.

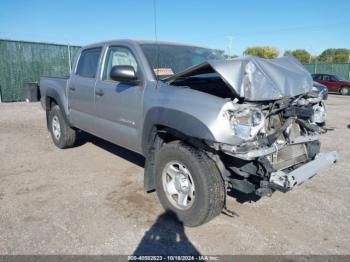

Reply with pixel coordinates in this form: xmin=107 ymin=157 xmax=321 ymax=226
xmin=313 ymin=74 xmax=322 ymax=80
xmin=76 ymin=47 xmax=102 ymax=78
xmin=323 ymin=75 xmax=330 ymax=81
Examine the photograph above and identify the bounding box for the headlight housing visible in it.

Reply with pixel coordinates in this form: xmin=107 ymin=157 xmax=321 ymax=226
xmin=312 ymin=102 xmax=326 ymax=124
xmin=227 ymin=107 xmax=265 ymax=140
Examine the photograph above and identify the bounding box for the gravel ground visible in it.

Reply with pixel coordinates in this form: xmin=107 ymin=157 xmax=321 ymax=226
xmin=0 ymin=95 xmax=349 ymax=255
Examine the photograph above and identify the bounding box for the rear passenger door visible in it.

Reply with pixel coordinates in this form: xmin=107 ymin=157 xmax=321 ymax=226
xmin=68 ymin=47 xmax=102 ymax=133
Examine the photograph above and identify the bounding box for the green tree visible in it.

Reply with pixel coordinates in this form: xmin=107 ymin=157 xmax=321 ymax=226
xmin=284 ymin=49 xmax=311 ymax=64
xmin=318 ymin=48 xmax=350 ymax=63
xmin=212 ymin=49 xmax=238 ymax=60
xmin=243 ymin=46 xmax=279 ymax=59
xmin=224 ymin=54 xmax=238 ymax=60
xmin=213 ymin=49 xmax=225 ymax=57
xmin=283 ymin=50 xmax=293 ymax=56
xmin=310 ymin=56 xmax=318 ymax=63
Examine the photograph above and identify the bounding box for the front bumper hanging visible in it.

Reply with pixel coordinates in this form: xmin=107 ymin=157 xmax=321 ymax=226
xmin=269 ymin=151 xmax=338 ymax=190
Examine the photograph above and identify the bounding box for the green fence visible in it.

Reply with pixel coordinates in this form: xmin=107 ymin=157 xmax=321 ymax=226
xmin=303 ymin=63 xmax=350 ymax=81
xmin=0 ymin=39 xmax=81 ymax=102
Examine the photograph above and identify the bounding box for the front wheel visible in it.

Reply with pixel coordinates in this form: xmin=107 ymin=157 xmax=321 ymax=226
xmin=155 ymin=141 xmax=225 ymax=227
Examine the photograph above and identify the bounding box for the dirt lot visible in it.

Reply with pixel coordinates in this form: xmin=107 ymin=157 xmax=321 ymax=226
xmin=0 ymin=95 xmax=349 ymax=255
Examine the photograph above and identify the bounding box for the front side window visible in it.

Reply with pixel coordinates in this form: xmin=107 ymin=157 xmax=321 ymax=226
xmin=332 ymin=75 xmax=345 ymax=81
xmin=103 ymin=46 xmax=138 ymax=81
xmin=76 ymin=47 xmax=102 ymax=78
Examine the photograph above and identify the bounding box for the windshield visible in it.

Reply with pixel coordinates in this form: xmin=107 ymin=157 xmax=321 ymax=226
xmin=140 ymin=43 xmax=224 ymax=78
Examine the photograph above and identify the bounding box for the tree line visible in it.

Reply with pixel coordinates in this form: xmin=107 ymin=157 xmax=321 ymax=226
xmin=215 ymin=47 xmax=350 ymax=63
xmin=243 ymin=47 xmax=350 ymax=63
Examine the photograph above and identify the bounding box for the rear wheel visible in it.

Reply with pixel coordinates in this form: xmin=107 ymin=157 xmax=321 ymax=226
xmin=340 ymin=86 xmax=349 ymax=95
xmin=155 ymin=141 xmax=225 ymax=227
xmin=48 ymin=105 xmax=76 ymax=148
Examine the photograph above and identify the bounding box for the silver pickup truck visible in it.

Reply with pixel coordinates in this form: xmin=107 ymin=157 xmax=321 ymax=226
xmin=40 ymin=40 xmax=337 ymax=226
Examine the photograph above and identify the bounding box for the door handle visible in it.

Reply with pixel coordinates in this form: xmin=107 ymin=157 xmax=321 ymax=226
xmin=69 ymin=86 xmax=76 ymax=91
xmin=95 ymin=89 xmax=104 ymax=96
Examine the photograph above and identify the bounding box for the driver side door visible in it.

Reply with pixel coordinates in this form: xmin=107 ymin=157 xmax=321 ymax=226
xmin=94 ymin=45 xmax=144 ymax=153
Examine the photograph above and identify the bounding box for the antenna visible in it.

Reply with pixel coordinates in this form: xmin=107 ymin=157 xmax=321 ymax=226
xmin=227 ymin=35 xmax=233 ymax=57
xmin=153 ymin=0 xmax=160 ymax=83
xmin=153 ymin=0 xmax=158 ymax=43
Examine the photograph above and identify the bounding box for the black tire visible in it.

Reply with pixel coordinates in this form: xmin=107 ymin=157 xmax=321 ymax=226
xmin=340 ymin=86 xmax=349 ymax=96
xmin=48 ymin=105 xmax=76 ymax=149
xmin=155 ymin=141 xmax=225 ymax=227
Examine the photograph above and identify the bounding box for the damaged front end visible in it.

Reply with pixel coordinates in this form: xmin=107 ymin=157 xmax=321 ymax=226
xmin=216 ymin=93 xmax=337 ymax=196
xmin=166 ymin=55 xmax=337 ymax=197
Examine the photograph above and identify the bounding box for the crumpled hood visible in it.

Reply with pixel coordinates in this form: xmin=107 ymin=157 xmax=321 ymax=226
xmin=166 ymin=56 xmax=313 ymax=101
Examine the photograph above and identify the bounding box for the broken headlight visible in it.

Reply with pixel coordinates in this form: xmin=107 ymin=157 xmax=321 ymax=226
xmin=312 ymin=102 xmax=326 ymax=124
xmin=227 ymin=107 xmax=265 ymax=140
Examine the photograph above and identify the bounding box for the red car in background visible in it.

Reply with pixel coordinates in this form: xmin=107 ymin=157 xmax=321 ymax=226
xmin=312 ymin=73 xmax=350 ymax=95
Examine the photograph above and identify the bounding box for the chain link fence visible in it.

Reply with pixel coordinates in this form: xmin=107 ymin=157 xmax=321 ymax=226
xmin=0 ymin=39 xmax=81 ymax=102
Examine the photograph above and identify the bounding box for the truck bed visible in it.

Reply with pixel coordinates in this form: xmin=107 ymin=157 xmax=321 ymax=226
xmin=39 ymin=76 xmax=69 ymax=111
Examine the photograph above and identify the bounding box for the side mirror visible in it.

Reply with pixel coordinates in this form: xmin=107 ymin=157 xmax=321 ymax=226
xmin=110 ymin=65 xmax=138 ymax=83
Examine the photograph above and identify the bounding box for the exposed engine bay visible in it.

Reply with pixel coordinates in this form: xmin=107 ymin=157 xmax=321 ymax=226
xmin=216 ymin=93 xmax=332 ymax=197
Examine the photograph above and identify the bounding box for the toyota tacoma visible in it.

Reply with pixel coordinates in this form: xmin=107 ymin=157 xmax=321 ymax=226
xmin=40 ymin=40 xmax=337 ymax=226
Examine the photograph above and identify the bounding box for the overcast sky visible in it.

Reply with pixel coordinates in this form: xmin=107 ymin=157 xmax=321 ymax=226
xmin=0 ymin=0 xmax=349 ymax=56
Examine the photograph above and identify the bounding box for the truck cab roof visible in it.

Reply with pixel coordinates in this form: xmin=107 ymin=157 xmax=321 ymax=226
xmin=81 ymin=39 xmax=206 ymax=50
